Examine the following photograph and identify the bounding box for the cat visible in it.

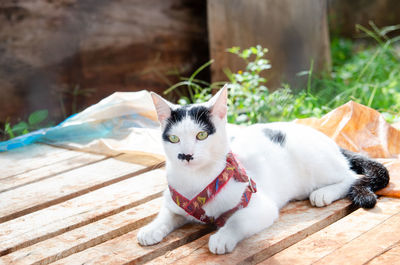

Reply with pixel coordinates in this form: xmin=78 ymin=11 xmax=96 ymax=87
xmin=137 ymin=85 xmax=389 ymax=254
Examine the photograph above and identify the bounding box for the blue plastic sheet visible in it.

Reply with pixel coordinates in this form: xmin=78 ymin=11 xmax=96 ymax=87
xmin=0 ymin=91 xmax=160 ymax=152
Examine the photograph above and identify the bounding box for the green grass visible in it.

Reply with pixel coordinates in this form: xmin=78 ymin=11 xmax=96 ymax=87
xmin=298 ymin=24 xmax=400 ymax=122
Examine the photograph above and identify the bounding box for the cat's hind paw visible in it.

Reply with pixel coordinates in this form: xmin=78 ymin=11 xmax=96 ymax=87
xmin=137 ymin=224 xmax=169 ymax=246
xmin=208 ymin=231 xmax=238 ymax=254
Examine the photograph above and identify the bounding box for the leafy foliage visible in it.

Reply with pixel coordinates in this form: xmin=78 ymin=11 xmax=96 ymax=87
xmin=3 ymin=110 xmax=50 ymax=139
xmin=299 ymin=23 xmax=400 ymax=122
xmin=163 ymin=59 xmax=220 ymax=104
xmin=166 ymin=23 xmax=400 ymax=125
xmin=224 ymin=46 xmax=271 ymax=124
xmin=165 ymin=45 xmax=275 ymax=124
xmin=2 ymin=83 xmax=95 ymax=141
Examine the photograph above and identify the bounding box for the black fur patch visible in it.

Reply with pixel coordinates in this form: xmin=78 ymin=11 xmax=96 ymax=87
xmin=263 ymin=128 xmax=286 ymax=146
xmin=178 ymin=153 xmax=193 ymax=161
xmin=188 ymin=106 xmax=216 ymax=135
xmin=341 ymin=148 xmax=390 ymax=209
xmin=162 ymin=106 xmax=215 ymax=142
xmin=162 ymin=108 xmax=187 ymax=142
xmin=348 ymin=180 xmax=377 ymax=209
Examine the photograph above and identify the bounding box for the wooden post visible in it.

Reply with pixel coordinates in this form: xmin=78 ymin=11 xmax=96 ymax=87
xmin=328 ymin=0 xmax=400 ymax=37
xmin=207 ymin=0 xmax=331 ymax=90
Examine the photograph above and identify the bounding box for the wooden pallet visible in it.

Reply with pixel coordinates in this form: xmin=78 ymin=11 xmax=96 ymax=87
xmin=1 ymin=144 xmax=399 ymax=265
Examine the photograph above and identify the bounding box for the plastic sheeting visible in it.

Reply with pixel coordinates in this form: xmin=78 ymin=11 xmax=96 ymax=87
xmin=0 ymin=91 xmax=164 ymax=156
xmin=1 ymin=93 xmax=399 ymax=198
xmin=296 ymin=101 xmax=400 ymax=159
xmin=296 ymin=101 xmax=400 ymax=198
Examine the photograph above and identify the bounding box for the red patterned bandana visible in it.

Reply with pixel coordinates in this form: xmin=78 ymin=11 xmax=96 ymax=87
xmin=169 ymin=152 xmax=257 ymax=227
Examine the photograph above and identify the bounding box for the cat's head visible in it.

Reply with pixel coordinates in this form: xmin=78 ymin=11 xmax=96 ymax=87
xmin=151 ymin=85 xmax=229 ymax=169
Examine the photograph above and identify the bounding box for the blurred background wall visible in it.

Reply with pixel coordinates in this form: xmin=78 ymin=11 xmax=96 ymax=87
xmin=1 ymin=0 xmax=400 ymax=127
xmin=328 ymin=0 xmax=400 ymax=37
xmin=0 ymin=0 xmax=208 ymax=124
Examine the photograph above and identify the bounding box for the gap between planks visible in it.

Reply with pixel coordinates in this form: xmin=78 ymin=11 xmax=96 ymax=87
xmin=0 ymin=144 xmax=77 ymax=179
xmin=0 ymin=198 xmax=163 ymax=265
xmin=150 ymin=200 xmax=355 ymax=265
xmin=260 ymin=197 xmax=400 ymax=265
xmin=1 ymin=197 xmax=213 ymax=265
xmin=365 ymin=242 xmax=400 ymax=265
xmin=311 ymin=209 xmax=400 ymax=265
xmin=0 ymin=152 xmax=110 ymax=193
xmin=52 ymin=226 xmax=213 ymax=265
xmin=0 ymin=168 xmax=167 ymax=257
xmin=0 ymin=154 xmax=164 ymax=224
xmin=48 ymin=199 xmax=356 ymax=265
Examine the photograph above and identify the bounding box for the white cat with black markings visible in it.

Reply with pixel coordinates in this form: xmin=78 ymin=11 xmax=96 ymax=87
xmin=137 ymin=85 xmax=389 ymax=254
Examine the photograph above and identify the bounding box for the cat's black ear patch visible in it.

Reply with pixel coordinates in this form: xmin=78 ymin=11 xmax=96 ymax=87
xmin=162 ymin=108 xmax=187 ymax=142
xmin=263 ymin=128 xmax=286 ymax=146
xmin=188 ymin=106 xmax=216 ymax=135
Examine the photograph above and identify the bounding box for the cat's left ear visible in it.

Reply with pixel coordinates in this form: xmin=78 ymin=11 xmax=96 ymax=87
xmin=209 ymin=84 xmax=228 ymax=119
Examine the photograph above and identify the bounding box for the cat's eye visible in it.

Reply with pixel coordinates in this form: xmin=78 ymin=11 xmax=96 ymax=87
xmin=196 ymin=131 xmax=209 ymax=141
xmin=168 ymin=135 xmax=180 ymax=143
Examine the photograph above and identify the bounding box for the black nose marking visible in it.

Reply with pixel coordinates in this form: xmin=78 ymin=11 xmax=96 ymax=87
xmin=178 ymin=153 xmax=193 ymax=162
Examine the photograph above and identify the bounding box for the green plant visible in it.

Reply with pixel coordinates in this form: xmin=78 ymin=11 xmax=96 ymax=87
xmin=296 ymin=22 xmax=400 ymax=121
xmin=224 ymin=46 xmax=271 ymax=124
xmin=2 ymin=109 xmax=49 ymax=139
xmin=163 ymin=59 xmax=224 ymax=104
xmin=166 ymin=23 xmax=400 ymax=125
xmin=165 ymin=45 xmax=275 ymax=124
xmin=257 ymin=22 xmax=400 ymax=123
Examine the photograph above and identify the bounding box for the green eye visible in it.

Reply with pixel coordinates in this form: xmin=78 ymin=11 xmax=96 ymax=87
xmin=196 ymin=131 xmax=209 ymax=140
xmin=168 ymin=135 xmax=180 ymax=143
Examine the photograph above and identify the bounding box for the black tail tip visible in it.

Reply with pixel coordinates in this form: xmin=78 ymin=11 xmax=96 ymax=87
xmin=349 ymin=188 xmax=377 ymax=209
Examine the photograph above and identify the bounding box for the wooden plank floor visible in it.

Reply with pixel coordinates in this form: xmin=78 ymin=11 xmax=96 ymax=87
xmin=1 ymin=144 xmax=399 ymax=265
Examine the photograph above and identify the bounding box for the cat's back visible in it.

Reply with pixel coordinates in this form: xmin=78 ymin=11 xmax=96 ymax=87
xmin=230 ymin=122 xmax=347 ymax=179
xmin=230 ymin=121 xmax=337 ymax=154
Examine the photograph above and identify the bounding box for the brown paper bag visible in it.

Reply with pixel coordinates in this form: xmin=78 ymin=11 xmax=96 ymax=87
xmin=296 ymin=101 xmax=400 ymax=198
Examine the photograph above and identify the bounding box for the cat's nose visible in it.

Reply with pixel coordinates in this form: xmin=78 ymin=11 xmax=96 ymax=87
xmin=178 ymin=153 xmax=193 ymax=162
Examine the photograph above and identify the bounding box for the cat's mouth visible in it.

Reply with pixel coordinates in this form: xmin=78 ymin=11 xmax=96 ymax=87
xmin=180 ymin=158 xmax=200 ymax=167
xmin=181 ymin=159 xmax=196 ymax=166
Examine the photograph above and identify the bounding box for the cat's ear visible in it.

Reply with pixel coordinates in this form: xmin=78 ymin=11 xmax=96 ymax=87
xmin=209 ymin=84 xmax=228 ymax=119
xmin=150 ymin=92 xmax=173 ymax=125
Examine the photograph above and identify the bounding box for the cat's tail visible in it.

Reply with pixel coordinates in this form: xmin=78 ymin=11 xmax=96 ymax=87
xmin=341 ymin=148 xmax=389 ymax=209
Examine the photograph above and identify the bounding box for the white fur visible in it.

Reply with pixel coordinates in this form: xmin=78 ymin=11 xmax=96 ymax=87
xmin=138 ymin=86 xmax=357 ymax=254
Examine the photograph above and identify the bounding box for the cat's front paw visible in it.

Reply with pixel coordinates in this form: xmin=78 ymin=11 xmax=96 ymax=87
xmin=309 ymin=188 xmax=335 ymax=207
xmin=209 ymin=231 xmax=238 ymax=254
xmin=137 ymin=224 xmax=169 ymax=246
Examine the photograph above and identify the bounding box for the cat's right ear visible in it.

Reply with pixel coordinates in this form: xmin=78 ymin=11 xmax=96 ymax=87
xmin=209 ymin=84 xmax=228 ymax=119
xmin=150 ymin=92 xmax=172 ymax=125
